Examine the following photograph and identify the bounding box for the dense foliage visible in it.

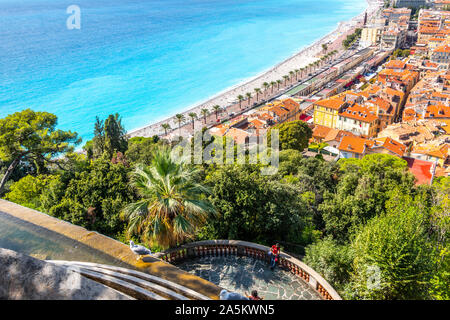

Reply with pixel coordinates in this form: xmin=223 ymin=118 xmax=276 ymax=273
xmin=198 ymin=164 xmax=318 ymax=246
xmin=0 ymin=109 xmax=80 ymax=195
xmin=343 ymin=28 xmax=362 ymax=49
xmin=303 ymin=237 xmax=354 ymax=293
xmin=1 ymin=109 xmax=448 ymax=300
xmin=347 ymin=192 xmax=434 ymax=299
xmin=268 ymin=120 xmax=312 ymax=152
xmin=28 ymin=156 xmax=136 ymax=238
xmin=319 ymin=154 xmax=416 ymax=242
xmin=84 ymin=114 xmax=128 ymax=159
xmin=393 ymin=49 xmax=411 ymax=58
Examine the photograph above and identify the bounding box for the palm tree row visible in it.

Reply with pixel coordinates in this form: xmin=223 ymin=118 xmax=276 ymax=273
xmin=227 ymin=49 xmax=339 ymax=117
xmin=162 ymin=105 xmax=225 ymax=134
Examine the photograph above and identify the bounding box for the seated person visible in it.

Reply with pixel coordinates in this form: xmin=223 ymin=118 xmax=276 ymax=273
xmin=248 ymin=290 xmax=263 ymax=300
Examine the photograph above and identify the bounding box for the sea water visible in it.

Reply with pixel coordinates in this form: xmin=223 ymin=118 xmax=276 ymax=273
xmin=0 ymin=0 xmax=367 ymax=142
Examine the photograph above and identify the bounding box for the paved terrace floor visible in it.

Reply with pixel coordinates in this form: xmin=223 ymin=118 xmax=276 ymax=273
xmin=0 ymin=200 xmax=221 ymax=300
xmin=176 ymin=255 xmax=322 ymax=300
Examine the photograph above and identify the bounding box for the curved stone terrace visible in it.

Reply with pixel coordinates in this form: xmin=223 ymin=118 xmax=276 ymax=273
xmin=154 ymin=240 xmax=342 ymax=300
xmin=177 ymin=254 xmax=321 ymax=300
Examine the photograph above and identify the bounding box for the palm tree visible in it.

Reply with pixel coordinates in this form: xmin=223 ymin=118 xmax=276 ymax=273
xmin=270 ymin=81 xmax=276 ymax=94
xmin=294 ymin=69 xmax=299 ymax=81
xmin=289 ymin=71 xmax=295 ymax=83
xmin=263 ymin=82 xmax=269 ymax=98
xmin=237 ymin=95 xmax=244 ymax=109
xmin=254 ymin=88 xmax=261 ymax=102
xmin=175 ymin=114 xmax=185 ymax=135
xmin=276 ymin=80 xmax=282 ymax=90
xmin=246 ymin=92 xmax=252 ymax=106
xmin=188 ymin=112 xmax=197 ymax=130
xmin=201 ymin=108 xmax=209 ymax=124
xmin=283 ymin=75 xmax=289 ymax=86
xmin=322 ymin=43 xmax=328 ymax=54
xmin=213 ymin=105 xmax=221 ymax=120
xmin=161 ymin=123 xmax=171 ymax=135
xmin=331 ymin=50 xmax=338 ymax=59
xmin=314 ymin=61 xmax=319 ymax=70
xmin=300 ymin=67 xmax=305 ymax=79
xmin=121 ymin=147 xmax=216 ymax=249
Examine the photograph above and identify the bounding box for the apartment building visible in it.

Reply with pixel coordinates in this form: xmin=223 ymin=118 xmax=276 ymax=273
xmin=431 ymin=43 xmax=450 ymax=64
xmin=336 ymin=103 xmax=380 ymax=137
xmin=418 ymin=9 xmax=450 ymax=43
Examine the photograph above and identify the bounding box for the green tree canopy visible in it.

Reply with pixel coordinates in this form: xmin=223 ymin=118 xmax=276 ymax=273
xmin=319 ymin=154 xmax=416 ymax=241
xmin=125 ymin=136 xmax=165 ymax=166
xmin=0 ymin=109 xmax=80 ymax=195
xmin=44 ymin=156 xmax=135 ymax=237
xmin=429 ymin=247 xmax=450 ymax=300
xmin=303 ymin=237 xmax=354 ymax=293
xmin=200 ymin=164 xmax=317 ymax=246
xmin=84 ymin=113 xmax=128 ymax=159
xmin=268 ymin=120 xmax=312 ymax=152
xmin=347 ymin=191 xmax=435 ymax=300
xmin=5 ymin=174 xmax=59 ymax=210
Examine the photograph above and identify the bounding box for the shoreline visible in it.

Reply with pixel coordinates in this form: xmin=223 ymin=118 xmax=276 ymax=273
xmin=128 ymin=0 xmax=382 ymax=139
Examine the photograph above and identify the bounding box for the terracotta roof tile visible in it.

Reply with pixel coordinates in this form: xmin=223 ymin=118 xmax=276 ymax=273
xmin=339 ymin=104 xmax=379 ymax=123
xmin=372 ymin=137 xmax=407 ymax=157
xmin=338 ymin=136 xmax=374 ymax=154
xmin=312 ymin=125 xmax=332 ymax=140
xmin=314 ymin=97 xmax=346 ymax=110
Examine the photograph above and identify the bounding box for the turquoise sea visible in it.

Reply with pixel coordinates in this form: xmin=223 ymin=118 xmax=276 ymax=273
xmin=0 ymin=0 xmax=367 ymax=142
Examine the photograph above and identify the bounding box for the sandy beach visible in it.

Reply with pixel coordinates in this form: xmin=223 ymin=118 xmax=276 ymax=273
xmin=128 ymin=0 xmax=382 ymax=139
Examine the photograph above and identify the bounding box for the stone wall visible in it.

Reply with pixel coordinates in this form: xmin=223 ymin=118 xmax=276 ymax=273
xmin=0 ymin=248 xmax=132 ymax=300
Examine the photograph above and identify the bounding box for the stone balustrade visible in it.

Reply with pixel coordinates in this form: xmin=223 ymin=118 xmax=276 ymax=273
xmin=154 ymin=240 xmax=342 ymax=300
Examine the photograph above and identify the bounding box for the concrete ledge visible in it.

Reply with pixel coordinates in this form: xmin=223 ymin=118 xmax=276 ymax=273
xmin=65 ymin=266 xmax=166 ymax=300
xmin=0 ymin=248 xmax=133 ymax=300
xmin=49 ymin=261 xmax=212 ymax=300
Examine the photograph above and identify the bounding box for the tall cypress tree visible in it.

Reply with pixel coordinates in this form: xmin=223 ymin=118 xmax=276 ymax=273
xmin=89 ymin=113 xmax=128 ymax=159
